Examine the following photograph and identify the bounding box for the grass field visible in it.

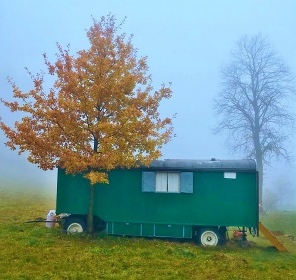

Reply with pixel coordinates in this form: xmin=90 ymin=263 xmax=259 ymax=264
xmin=0 ymin=186 xmax=295 ymax=280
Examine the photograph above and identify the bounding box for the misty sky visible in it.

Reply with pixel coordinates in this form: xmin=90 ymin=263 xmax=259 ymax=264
xmin=0 ymin=1 xmax=295 ymax=206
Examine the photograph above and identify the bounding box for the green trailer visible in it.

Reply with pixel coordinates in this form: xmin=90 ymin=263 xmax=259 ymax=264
xmin=56 ymin=159 xmax=259 ymax=246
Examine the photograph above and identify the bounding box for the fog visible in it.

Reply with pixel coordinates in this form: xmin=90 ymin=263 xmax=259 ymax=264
xmin=0 ymin=1 xmax=295 ymax=209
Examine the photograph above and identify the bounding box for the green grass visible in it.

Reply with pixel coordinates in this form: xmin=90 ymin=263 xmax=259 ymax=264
xmin=0 ymin=186 xmax=295 ymax=280
xmin=260 ymin=211 xmax=296 ymax=237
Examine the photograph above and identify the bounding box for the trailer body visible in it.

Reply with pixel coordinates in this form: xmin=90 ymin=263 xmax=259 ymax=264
xmin=56 ymin=159 xmax=259 ymax=242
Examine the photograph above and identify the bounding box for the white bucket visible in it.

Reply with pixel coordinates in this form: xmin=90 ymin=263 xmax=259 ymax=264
xmin=45 ymin=210 xmax=56 ymax=228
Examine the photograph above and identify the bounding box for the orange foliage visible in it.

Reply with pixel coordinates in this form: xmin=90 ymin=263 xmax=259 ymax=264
xmin=0 ymin=14 xmax=173 ymax=184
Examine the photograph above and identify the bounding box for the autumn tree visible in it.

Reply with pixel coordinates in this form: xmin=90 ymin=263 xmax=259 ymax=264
xmin=213 ymin=34 xmax=295 ymax=206
xmin=0 ymin=15 xmax=173 ymax=233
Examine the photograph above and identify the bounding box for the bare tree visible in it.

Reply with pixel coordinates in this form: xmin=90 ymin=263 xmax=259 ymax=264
xmin=213 ymin=34 xmax=295 ymax=205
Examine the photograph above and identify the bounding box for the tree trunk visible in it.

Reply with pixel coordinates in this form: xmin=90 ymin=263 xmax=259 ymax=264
xmin=253 ymin=123 xmax=263 ymax=207
xmin=87 ymin=185 xmax=95 ymax=233
xmin=256 ymin=156 xmax=263 ymax=206
xmin=254 ymin=140 xmax=264 ymax=210
xmin=87 ymin=137 xmax=99 ymax=233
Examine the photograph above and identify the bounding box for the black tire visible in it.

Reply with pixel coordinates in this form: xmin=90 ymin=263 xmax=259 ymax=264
xmin=197 ymin=228 xmax=220 ymax=246
xmin=64 ymin=217 xmax=87 ymax=233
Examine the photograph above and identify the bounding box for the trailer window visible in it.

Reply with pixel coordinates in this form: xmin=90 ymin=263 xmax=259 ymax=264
xmin=142 ymin=171 xmax=193 ymax=193
xmin=156 ymin=172 xmax=180 ymax=192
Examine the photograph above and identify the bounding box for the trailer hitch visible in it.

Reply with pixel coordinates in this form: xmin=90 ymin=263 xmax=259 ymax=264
xmin=24 ymin=217 xmax=60 ymax=224
xmin=24 ymin=213 xmax=70 ymax=225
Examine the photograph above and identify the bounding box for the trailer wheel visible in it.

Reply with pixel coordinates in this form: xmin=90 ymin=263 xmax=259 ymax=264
xmin=197 ymin=228 xmax=219 ymax=246
xmin=64 ymin=218 xmax=86 ymax=234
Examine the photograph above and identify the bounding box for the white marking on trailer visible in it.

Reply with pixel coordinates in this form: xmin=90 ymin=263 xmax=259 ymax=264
xmin=224 ymin=172 xmax=236 ymax=179
xmin=183 ymin=225 xmax=185 ymax=238
xmin=153 ymin=224 xmax=156 ymax=236
xmin=140 ymin=224 xmax=143 ymax=236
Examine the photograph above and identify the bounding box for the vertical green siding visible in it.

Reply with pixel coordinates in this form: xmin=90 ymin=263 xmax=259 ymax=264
xmin=56 ymin=171 xmax=89 ymax=215
xmin=56 ymin=166 xmax=258 ymax=234
xmin=106 ymin=222 xmax=192 ymax=238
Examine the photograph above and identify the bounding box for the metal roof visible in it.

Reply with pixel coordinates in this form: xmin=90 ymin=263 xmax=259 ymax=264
xmin=146 ymin=159 xmax=256 ymax=171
